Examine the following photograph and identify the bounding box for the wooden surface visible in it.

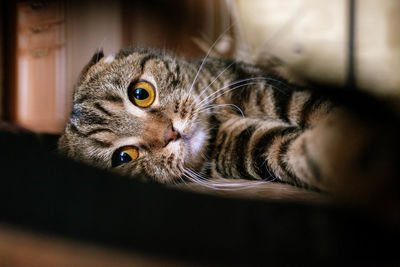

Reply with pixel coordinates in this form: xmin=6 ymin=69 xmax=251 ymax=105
xmin=0 ymin=224 xmax=190 ymax=267
xmin=0 ymin=130 xmax=399 ymax=265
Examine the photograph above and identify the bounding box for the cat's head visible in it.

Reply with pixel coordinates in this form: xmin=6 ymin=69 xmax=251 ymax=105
xmin=58 ymin=48 xmax=210 ymax=183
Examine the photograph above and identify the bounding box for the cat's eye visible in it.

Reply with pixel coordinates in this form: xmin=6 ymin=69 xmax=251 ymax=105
xmin=128 ymin=80 xmax=156 ymax=108
xmin=112 ymin=146 xmax=139 ymax=167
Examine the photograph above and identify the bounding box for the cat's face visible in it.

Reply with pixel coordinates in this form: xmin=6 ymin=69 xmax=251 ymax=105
xmin=58 ymin=48 xmax=210 ymax=183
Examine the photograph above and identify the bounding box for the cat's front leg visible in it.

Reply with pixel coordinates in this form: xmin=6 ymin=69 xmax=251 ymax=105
xmin=293 ymin=108 xmax=400 ymax=203
xmin=213 ymin=110 xmax=400 ymax=222
xmin=211 ymin=112 xmax=400 ymax=210
xmin=210 ymin=117 xmax=305 ymax=185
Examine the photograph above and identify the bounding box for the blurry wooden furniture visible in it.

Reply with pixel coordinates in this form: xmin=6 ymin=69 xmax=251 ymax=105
xmin=9 ymin=0 xmax=228 ymax=133
xmin=5 ymin=0 xmax=400 ymax=133
xmin=15 ymin=1 xmax=66 ymax=132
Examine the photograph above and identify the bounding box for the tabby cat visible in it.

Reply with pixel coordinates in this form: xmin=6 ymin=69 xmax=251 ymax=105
xmin=58 ymin=47 xmax=400 ymax=218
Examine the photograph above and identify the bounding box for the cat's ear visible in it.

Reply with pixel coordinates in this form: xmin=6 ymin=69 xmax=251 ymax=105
xmin=77 ymin=50 xmax=105 ymax=82
xmin=89 ymin=50 xmax=105 ymax=65
xmin=85 ymin=49 xmax=104 ymax=70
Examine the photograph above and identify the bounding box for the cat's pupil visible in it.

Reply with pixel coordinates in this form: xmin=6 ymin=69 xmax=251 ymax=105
xmin=134 ymin=88 xmax=149 ymax=100
xmin=119 ymin=152 xmax=132 ymax=163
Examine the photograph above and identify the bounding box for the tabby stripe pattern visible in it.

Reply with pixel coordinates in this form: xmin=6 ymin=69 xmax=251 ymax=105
xmin=59 ymin=48 xmax=348 ymax=191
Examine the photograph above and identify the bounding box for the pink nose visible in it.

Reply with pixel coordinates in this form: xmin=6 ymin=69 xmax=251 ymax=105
xmin=164 ymin=123 xmax=180 ymax=145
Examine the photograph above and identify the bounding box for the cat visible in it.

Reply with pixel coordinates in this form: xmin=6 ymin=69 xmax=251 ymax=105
xmin=58 ymin=47 xmax=400 ymax=221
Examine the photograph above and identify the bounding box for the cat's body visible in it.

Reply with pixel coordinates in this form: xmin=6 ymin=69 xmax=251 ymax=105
xmin=59 ymin=47 xmax=400 ymax=219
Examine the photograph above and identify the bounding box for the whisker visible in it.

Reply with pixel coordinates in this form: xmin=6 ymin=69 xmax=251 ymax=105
xmin=202 ymin=76 xmax=292 ymax=108
xmin=197 ymin=82 xmax=260 ymax=109
xmin=196 ymin=77 xmax=274 ymax=108
xmin=187 ymin=25 xmax=234 ymax=97
xmin=190 ymin=61 xmax=235 ymax=109
xmin=197 ymin=78 xmax=261 ymax=105
xmin=199 ymin=103 xmax=245 ymax=118
xmin=197 ymin=76 xmax=293 ymax=113
xmin=183 ymin=169 xmax=272 ymax=191
xmin=261 ymin=158 xmax=279 ymax=182
xmin=185 ymin=76 xmax=290 ymax=133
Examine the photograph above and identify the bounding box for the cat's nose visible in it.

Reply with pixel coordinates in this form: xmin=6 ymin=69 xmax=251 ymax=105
xmin=163 ymin=122 xmax=180 ymax=146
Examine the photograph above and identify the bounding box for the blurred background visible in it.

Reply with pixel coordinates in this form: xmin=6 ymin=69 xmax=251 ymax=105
xmin=1 ymin=1 xmax=400 ymax=265
xmin=1 ymin=0 xmax=400 ymax=133
xmin=1 ymin=0 xmax=230 ymax=133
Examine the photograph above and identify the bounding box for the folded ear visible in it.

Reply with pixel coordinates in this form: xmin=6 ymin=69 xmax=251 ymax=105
xmin=89 ymin=50 xmax=105 ymax=65
xmin=77 ymin=50 xmax=105 ymax=83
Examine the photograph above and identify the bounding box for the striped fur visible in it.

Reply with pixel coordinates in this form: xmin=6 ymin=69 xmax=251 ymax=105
xmin=58 ymin=47 xmax=400 ymax=209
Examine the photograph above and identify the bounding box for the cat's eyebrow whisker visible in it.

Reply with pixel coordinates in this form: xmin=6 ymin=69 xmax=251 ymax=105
xmin=187 ymin=25 xmax=234 ymax=97
xmin=201 ymin=75 xmax=292 ymax=107
xmin=197 ymin=78 xmax=261 ymax=106
xmin=198 ymin=108 xmax=241 ymax=120
xmin=198 ymin=103 xmax=245 ymax=118
xmin=197 ymin=82 xmax=261 ymax=111
xmin=196 ymin=77 xmax=272 ymax=108
xmin=190 ymin=78 xmax=287 ymax=128
xmin=189 ymin=61 xmax=235 ymax=110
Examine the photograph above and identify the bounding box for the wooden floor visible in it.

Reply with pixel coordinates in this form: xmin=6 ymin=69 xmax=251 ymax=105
xmin=0 ymin=224 xmax=194 ymax=267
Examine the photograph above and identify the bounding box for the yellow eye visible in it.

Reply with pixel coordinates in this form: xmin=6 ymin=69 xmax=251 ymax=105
xmin=128 ymin=80 xmax=155 ymax=108
xmin=112 ymin=146 xmax=139 ymax=167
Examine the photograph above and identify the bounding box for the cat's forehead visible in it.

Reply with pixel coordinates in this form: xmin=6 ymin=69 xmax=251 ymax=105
xmin=80 ymin=49 xmax=181 ymax=91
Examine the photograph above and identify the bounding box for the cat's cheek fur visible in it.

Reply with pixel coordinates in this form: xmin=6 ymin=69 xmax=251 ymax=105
xmin=187 ymin=129 xmax=206 ymax=156
xmin=181 ymin=129 xmax=208 ymax=172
